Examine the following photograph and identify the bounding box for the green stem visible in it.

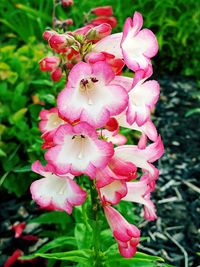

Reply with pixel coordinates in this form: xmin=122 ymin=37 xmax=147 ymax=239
xmin=90 ymin=179 xmax=102 ymax=267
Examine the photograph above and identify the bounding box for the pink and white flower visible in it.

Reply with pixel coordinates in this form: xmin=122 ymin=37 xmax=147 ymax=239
xmin=126 ymin=68 xmax=160 ymax=126
xmin=115 ymin=136 xmax=164 ymax=182
xmin=116 ymin=113 xmax=158 ymax=143
xmin=57 ymin=61 xmax=128 ymax=128
xmin=104 ymin=205 xmax=140 ymax=258
xmin=85 ymin=52 xmax=125 ymax=75
xmin=121 ymin=12 xmax=158 ymax=71
xmin=30 ymin=161 xmax=87 ymax=214
xmin=39 ymin=108 xmax=65 ymax=149
xmin=122 ymin=176 xmax=157 ymax=221
xmin=96 ymin=155 xmax=137 ymax=188
xmin=45 ymin=122 xmax=114 ymax=177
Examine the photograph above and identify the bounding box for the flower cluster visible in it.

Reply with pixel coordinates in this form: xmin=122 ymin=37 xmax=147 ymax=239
xmin=31 ymin=7 xmax=164 ymax=258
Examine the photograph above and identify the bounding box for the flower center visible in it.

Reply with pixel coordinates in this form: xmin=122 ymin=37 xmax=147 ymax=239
xmin=79 ymin=77 xmax=98 ymax=105
xmin=72 ymin=134 xmax=86 ymax=159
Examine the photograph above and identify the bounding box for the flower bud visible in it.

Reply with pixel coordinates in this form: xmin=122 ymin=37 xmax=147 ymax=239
xmin=51 ymin=67 xmax=62 ymax=82
xmin=39 ymin=56 xmax=60 ymax=72
xmin=91 ymin=6 xmax=113 ymax=17
xmin=63 ymin=18 xmax=74 ymax=26
xmin=61 ymin=0 xmax=73 ymax=6
xmin=90 ymin=16 xmax=117 ymax=28
xmin=86 ymin=23 xmax=112 ymax=41
xmin=43 ymin=30 xmax=53 ymax=41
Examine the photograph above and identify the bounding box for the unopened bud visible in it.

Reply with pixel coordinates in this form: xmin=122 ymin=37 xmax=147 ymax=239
xmin=51 ymin=67 xmax=62 ymax=82
xmin=90 ymin=16 xmax=117 ymax=28
xmin=43 ymin=30 xmax=53 ymax=41
xmin=86 ymin=23 xmax=112 ymax=41
xmin=91 ymin=6 xmax=113 ymax=17
xmin=61 ymin=0 xmax=73 ymax=7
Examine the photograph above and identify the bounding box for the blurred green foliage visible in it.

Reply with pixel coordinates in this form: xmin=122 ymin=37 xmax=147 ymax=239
xmin=0 ymin=41 xmax=65 ymax=196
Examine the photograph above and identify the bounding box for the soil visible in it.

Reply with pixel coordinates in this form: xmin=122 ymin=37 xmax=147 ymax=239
xmin=139 ymin=76 xmax=200 ymax=267
xmin=0 ymin=76 xmax=199 ymax=267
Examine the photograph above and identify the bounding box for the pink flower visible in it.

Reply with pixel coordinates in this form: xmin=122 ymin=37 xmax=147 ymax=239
xmin=115 ymin=136 xmax=164 ymax=183
xmin=45 ymin=122 xmax=114 ymax=177
xmin=126 ymin=66 xmax=160 ymax=126
xmin=123 ymin=176 xmax=157 ymax=221
xmin=104 ymin=205 xmax=140 ymax=258
xmin=86 ymin=52 xmax=124 ymax=75
xmin=30 ymin=161 xmax=87 ymax=214
xmin=57 ymin=61 xmax=128 ymax=128
xmin=94 ymin=32 xmax=123 ymax=59
xmin=91 ymin=6 xmax=113 ymax=17
xmin=39 ymin=107 xmax=65 ymax=148
xmin=96 ymin=155 xmax=137 ymax=188
xmin=116 ymin=113 xmax=158 ymax=143
xmin=121 ymin=12 xmax=158 ymax=71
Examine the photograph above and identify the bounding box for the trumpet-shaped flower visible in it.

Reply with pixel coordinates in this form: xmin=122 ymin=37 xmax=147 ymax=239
xmin=39 ymin=108 xmax=65 ymax=149
xmin=30 ymin=161 xmax=87 ymax=214
xmin=122 ymin=176 xmax=157 ymax=220
xmin=45 ymin=122 xmax=114 ymax=177
xmin=115 ymin=136 xmax=164 ymax=182
xmin=121 ymin=12 xmax=158 ymax=71
xmin=57 ymin=61 xmax=128 ymax=128
xmin=126 ymin=68 xmax=160 ymax=126
xmin=104 ymin=205 xmax=140 ymax=258
xmin=116 ymin=113 xmax=158 ymax=143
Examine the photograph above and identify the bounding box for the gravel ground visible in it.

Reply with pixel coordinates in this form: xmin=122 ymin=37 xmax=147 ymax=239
xmin=140 ymin=76 xmax=200 ymax=267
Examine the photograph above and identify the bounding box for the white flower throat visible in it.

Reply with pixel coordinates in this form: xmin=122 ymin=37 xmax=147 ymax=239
xmin=72 ymin=134 xmax=86 ymax=159
xmin=79 ymin=77 xmax=99 ymax=105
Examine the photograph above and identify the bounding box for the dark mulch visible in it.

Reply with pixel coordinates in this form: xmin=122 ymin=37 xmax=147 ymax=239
xmin=0 ymin=76 xmax=199 ymax=267
xmin=139 ymin=76 xmax=200 ymax=267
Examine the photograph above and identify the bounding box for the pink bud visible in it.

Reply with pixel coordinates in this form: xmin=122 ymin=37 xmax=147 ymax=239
xmin=12 ymin=222 xmax=26 ymax=238
xmin=43 ymin=30 xmax=53 ymax=41
xmin=91 ymin=6 xmax=113 ymax=17
xmin=105 ymin=117 xmax=119 ymax=132
xmin=90 ymin=16 xmax=117 ymax=28
xmin=63 ymin=18 xmax=74 ymax=26
xmin=86 ymin=23 xmax=112 ymax=41
xmin=49 ymin=34 xmax=68 ymax=52
xmin=51 ymin=67 xmax=62 ymax=82
xmin=74 ymin=25 xmax=93 ymax=35
xmin=39 ymin=56 xmax=60 ymax=72
xmin=61 ymin=0 xmax=73 ymax=7
xmin=4 ymin=249 xmax=23 ymax=267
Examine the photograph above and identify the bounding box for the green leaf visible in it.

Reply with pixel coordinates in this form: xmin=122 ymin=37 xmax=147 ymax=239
xmin=105 ymin=246 xmax=165 ymax=266
xmin=20 ymin=236 xmax=77 ymax=260
xmin=0 ymin=148 xmax=6 ymax=157
xmin=74 ymin=223 xmax=93 ymax=249
xmin=185 ymin=108 xmax=200 ymax=117
xmin=28 ymin=211 xmax=72 ymax=230
xmin=13 ymin=165 xmax=31 ymax=173
xmin=21 ymin=249 xmax=93 ymax=265
xmin=11 ymin=108 xmax=27 ymax=123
